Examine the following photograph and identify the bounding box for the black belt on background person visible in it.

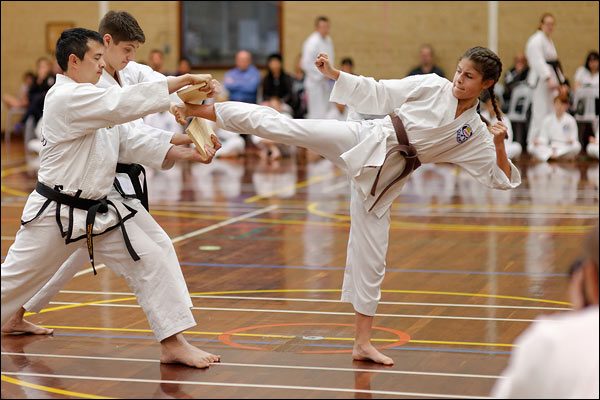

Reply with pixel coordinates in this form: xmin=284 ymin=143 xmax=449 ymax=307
xmin=368 ymin=114 xmax=421 ymax=212
xmin=114 ymin=163 xmax=149 ymax=211
xmin=21 ymin=182 xmax=140 ymax=275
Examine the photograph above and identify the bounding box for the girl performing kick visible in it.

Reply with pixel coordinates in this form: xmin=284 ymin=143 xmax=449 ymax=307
xmin=172 ymin=46 xmax=521 ymax=365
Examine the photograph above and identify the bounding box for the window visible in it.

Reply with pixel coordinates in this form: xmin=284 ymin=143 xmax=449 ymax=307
xmin=180 ymin=1 xmax=281 ymax=68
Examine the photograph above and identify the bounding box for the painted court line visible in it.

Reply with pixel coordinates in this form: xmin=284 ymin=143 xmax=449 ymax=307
xmin=0 ymin=352 xmax=502 ymax=379
xmin=0 ymin=371 xmax=490 ymax=399
xmin=47 ymin=301 xmax=548 ymax=323
xmin=55 ymin=290 xmax=571 ymax=311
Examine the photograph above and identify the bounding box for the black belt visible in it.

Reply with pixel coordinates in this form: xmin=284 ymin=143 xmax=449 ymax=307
xmin=22 ymin=182 xmax=140 ymax=275
xmin=114 ymin=163 xmax=149 ymax=211
xmin=368 ymin=114 xmax=421 ymax=212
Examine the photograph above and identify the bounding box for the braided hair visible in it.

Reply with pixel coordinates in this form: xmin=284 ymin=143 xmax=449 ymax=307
xmin=461 ymin=46 xmax=503 ymax=125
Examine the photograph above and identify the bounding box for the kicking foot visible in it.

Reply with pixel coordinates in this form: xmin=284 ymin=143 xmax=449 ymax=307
xmin=352 ymin=343 xmax=394 ymax=365
xmin=1 ymin=317 xmax=54 ymax=335
xmin=160 ymin=336 xmax=221 ymax=368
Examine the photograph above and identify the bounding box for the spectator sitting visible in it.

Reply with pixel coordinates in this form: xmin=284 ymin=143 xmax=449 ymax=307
xmin=253 ymin=97 xmax=294 ymax=162
xmin=502 ymin=52 xmax=529 ymax=111
xmin=260 ymin=53 xmax=293 ymax=106
xmin=406 ymin=44 xmax=445 ymax=78
xmin=223 ymin=50 xmax=261 ymax=103
xmin=326 ymin=57 xmax=355 ymax=120
xmin=2 ymin=70 xmax=34 ymax=110
xmin=175 ymin=57 xmax=192 ymax=76
xmin=148 ymin=48 xmax=166 ymax=74
xmin=573 ymin=51 xmax=599 ymax=92
xmin=529 ymin=94 xmax=581 ymax=162
xmin=491 ymin=223 xmax=599 ymax=398
xmin=290 ymin=53 xmax=307 ymax=119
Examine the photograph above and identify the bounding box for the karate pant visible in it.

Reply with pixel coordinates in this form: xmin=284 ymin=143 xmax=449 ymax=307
xmin=215 ymin=101 xmax=395 ymax=316
xmin=305 ymin=78 xmax=332 ymax=119
xmin=1 ymin=204 xmax=195 ymax=342
xmin=529 ymin=142 xmax=582 ymax=161
xmin=527 ymin=81 xmax=554 ymax=142
xmin=587 ymin=143 xmax=599 ymax=159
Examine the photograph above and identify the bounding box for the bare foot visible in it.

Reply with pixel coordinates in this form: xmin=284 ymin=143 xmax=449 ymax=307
xmin=2 ymin=307 xmax=54 ymax=335
xmin=352 ymin=343 xmax=394 ymax=365
xmin=160 ymin=334 xmax=221 ymax=368
xmin=1 ymin=313 xmax=54 ymax=336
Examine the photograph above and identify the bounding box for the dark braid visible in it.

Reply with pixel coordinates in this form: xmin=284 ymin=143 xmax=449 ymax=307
xmin=461 ymin=47 xmax=503 ymax=122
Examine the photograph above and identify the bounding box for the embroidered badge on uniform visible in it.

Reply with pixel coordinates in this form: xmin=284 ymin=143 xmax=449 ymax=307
xmin=456 ymin=124 xmax=473 ymax=144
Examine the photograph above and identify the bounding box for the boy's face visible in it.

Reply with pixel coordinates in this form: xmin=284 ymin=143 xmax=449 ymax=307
xmin=104 ymin=35 xmax=140 ymax=72
xmin=554 ymin=99 xmax=569 ymax=115
xmin=76 ymin=40 xmax=106 ymax=84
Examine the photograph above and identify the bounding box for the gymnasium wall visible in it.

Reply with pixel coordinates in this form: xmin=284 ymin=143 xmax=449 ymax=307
xmin=1 ymin=1 xmax=598 ymax=128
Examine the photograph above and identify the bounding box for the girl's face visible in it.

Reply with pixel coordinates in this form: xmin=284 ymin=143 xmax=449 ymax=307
xmin=452 ymin=58 xmax=493 ymax=101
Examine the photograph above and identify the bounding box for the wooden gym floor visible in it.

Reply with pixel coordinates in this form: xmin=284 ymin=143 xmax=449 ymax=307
xmin=1 ymin=136 xmax=598 ymax=398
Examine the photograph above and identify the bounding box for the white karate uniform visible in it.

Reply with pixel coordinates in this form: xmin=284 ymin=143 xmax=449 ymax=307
xmin=212 ymin=72 xmax=521 ymax=315
xmin=1 ymin=75 xmax=195 ymax=341
xmin=525 ymin=30 xmax=560 ymax=144
xmin=301 ymin=31 xmax=335 ymax=118
xmin=21 ymin=65 xmax=195 ymax=339
xmin=481 ymin=110 xmax=522 ymax=160
xmin=529 ymin=112 xmax=581 ymax=161
xmin=491 ymin=306 xmax=599 ymax=399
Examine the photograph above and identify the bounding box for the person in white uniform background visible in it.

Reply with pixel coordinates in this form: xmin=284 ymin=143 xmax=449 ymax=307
xmin=2 ymin=12 xmax=222 ymax=342
xmin=301 ymin=16 xmax=335 ymax=119
xmin=529 ymin=94 xmax=581 ymax=162
xmin=525 ymin=12 xmax=567 ymax=148
xmin=171 ymin=46 xmax=521 ymax=365
xmin=480 ymin=90 xmax=522 ymax=160
xmin=0 ymin=28 xmax=222 ymax=369
xmin=491 ymin=223 xmax=599 ymax=398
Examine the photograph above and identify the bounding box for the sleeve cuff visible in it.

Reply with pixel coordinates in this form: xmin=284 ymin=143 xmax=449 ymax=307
xmin=330 ymin=71 xmax=359 ymax=104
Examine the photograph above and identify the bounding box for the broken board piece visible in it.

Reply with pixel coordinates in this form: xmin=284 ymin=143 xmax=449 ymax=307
xmin=185 ymin=117 xmax=215 ymax=157
xmin=177 ymin=82 xmax=209 ymax=103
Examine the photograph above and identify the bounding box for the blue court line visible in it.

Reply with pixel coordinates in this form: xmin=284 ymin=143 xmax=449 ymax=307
xmin=39 ymin=332 xmax=511 ymax=356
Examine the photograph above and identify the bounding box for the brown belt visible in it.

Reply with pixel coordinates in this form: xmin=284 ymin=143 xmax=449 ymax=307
xmin=368 ymin=114 xmax=421 ymax=212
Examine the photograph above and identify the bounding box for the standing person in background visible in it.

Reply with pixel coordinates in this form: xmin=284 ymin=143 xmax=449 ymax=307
xmin=301 ymin=16 xmax=335 ymax=118
xmin=406 ymin=44 xmax=445 ymax=78
xmin=491 ymin=223 xmax=599 ymax=398
xmin=525 ymin=12 xmax=567 ymax=147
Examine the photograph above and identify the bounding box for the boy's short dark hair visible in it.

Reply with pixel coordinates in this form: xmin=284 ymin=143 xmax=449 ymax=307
xmin=315 ymin=16 xmax=329 ymax=26
xmin=341 ymin=57 xmax=354 ymax=67
xmin=55 ymin=28 xmax=103 ymax=72
xmin=98 ymin=10 xmax=145 ymax=44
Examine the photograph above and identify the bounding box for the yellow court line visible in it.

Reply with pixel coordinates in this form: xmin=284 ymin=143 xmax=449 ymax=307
xmin=244 ymin=172 xmax=339 ymax=203
xmin=0 ymin=164 xmax=32 ymax=178
xmin=1 ymin=375 xmax=112 ymax=399
xmin=307 ymin=202 xmax=593 ymax=234
xmin=0 ymin=185 xmax=30 ymax=197
xmin=25 ymin=297 xmax=137 ymax=316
